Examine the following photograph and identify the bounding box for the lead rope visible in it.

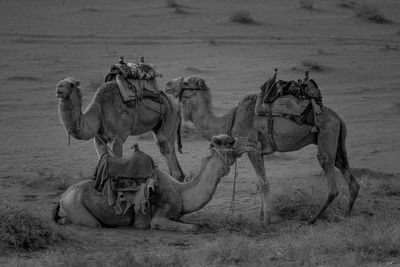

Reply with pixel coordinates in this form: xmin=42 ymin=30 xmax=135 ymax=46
xmin=226 ymin=158 xmax=238 ymax=220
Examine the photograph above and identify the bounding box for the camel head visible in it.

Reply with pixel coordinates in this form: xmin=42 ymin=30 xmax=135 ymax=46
xmin=210 ymin=134 xmax=255 ymax=164
xmin=165 ymin=76 xmax=210 ymax=121
xmin=56 ymin=77 xmax=81 ymax=99
xmin=165 ymin=76 xmax=207 ymax=98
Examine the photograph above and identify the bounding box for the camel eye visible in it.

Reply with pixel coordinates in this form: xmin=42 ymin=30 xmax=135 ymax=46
xmin=70 ymin=83 xmax=75 ymax=89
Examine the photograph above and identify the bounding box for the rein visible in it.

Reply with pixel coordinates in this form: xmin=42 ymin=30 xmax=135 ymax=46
xmin=210 ymin=146 xmax=239 ymax=220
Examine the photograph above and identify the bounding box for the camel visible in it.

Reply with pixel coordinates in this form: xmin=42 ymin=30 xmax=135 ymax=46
xmin=164 ymin=75 xmax=360 ymax=224
xmin=53 ymin=134 xmax=252 ymax=231
xmin=56 ymin=77 xmax=185 ymax=181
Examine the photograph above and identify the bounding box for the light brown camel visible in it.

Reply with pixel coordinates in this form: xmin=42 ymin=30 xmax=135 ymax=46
xmin=165 ymin=76 xmax=360 ymax=224
xmin=56 ymin=77 xmax=185 ymax=181
xmin=53 ymin=134 xmax=252 ymax=231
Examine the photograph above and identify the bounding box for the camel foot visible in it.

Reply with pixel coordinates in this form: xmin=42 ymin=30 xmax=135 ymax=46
xmin=258 ymin=212 xmax=271 ymax=225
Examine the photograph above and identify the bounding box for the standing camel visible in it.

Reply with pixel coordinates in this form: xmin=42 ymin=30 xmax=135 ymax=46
xmin=56 ymin=77 xmax=185 ymax=181
xmin=165 ymin=76 xmax=360 ymax=224
xmin=53 ymin=134 xmax=252 ymax=231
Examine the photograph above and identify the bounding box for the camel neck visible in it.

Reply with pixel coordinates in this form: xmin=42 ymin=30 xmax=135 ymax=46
xmin=58 ymin=90 xmax=101 ymax=140
xmin=180 ymin=152 xmax=232 ymax=214
xmin=188 ymin=97 xmax=232 ymax=140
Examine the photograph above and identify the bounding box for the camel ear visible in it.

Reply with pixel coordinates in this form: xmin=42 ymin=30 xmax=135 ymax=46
xmin=211 ymin=136 xmax=222 ymax=146
xmin=197 ymin=78 xmax=205 ymax=89
xmin=75 ymin=80 xmax=80 ymax=87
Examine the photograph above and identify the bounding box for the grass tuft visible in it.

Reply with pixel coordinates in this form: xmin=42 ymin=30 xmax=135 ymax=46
xmin=299 ymin=0 xmax=314 ymax=10
xmin=230 ymin=10 xmax=255 ymax=25
xmin=0 ymin=201 xmax=65 ymax=251
xmin=356 ymin=4 xmax=388 ymax=23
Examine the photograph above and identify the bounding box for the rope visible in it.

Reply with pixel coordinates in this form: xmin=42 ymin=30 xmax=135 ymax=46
xmin=226 ymin=158 xmax=238 ymax=220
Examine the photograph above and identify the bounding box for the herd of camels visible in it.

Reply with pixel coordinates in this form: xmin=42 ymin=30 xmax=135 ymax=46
xmin=54 ymin=73 xmax=360 ymax=231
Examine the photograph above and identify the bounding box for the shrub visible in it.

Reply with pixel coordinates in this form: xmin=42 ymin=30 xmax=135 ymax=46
xmin=356 ymin=4 xmax=388 ymax=23
xmin=301 ymin=60 xmax=324 ymax=71
xmin=0 ymin=201 xmax=65 ymax=251
xmin=230 ymin=11 xmax=255 ymax=25
xmin=337 ymin=0 xmax=357 ymax=9
xmin=299 ymin=0 xmax=314 ymax=10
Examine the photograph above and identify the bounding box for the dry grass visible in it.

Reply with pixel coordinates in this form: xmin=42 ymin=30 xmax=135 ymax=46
xmin=272 ymin=189 xmax=343 ymax=222
xmin=224 ymin=214 xmax=272 ymax=237
xmin=0 ymin=201 xmax=65 ymax=252
xmin=299 ymin=0 xmax=314 ymax=10
xmin=21 ymin=169 xmax=83 ymax=191
xmin=356 ymin=4 xmax=388 ymax=23
xmin=301 ymin=60 xmax=324 ymax=71
xmin=337 ymin=0 xmax=357 ymax=9
xmin=230 ymin=11 xmax=255 ymax=25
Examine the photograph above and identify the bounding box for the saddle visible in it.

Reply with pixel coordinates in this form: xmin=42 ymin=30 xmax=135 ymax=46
xmin=105 ymin=56 xmax=163 ymax=102
xmin=256 ymin=69 xmax=322 ymax=119
xmin=93 ymin=144 xmax=157 ymax=216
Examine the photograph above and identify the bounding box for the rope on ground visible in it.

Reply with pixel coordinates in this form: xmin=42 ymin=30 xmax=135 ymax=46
xmin=226 ymin=159 xmax=238 ymax=221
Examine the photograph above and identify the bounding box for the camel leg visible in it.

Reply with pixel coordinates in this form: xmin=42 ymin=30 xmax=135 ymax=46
xmin=150 ymin=215 xmax=198 ymax=232
xmin=154 ymin=134 xmax=185 ymax=182
xmin=309 ymin=117 xmax=340 ymax=224
xmin=58 ymin=187 xmax=101 ymax=228
xmin=247 ymin=150 xmax=271 ymax=224
xmin=335 ymin=147 xmax=360 ymax=217
xmin=94 ymin=136 xmax=110 ymax=158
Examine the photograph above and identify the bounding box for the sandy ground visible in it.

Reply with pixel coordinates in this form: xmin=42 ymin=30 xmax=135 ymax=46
xmin=0 ymin=0 xmax=400 ymax=265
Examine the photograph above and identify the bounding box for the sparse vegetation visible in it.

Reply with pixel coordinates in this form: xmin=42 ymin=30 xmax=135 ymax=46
xmin=299 ymin=0 xmax=314 ymax=10
xmin=224 ymin=214 xmax=271 ymax=237
xmin=356 ymin=4 xmax=388 ymax=23
xmin=301 ymin=60 xmax=324 ymax=71
xmin=200 ymin=236 xmax=262 ymax=266
xmin=337 ymin=0 xmax=357 ymax=9
xmin=230 ymin=11 xmax=255 ymax=25
xmin=0 ymin=201 xmax=65 ymax=251
xmin=174 ymin=7 xmax=187 ymax=15
xmin=272 ymin=189 xmax=339 ymax=221
xmin=166 ymin=0 xmax=179 ymax=8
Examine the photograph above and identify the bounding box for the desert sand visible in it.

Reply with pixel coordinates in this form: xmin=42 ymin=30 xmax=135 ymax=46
xmin=1 ymin=0 xmax=400 ymax=265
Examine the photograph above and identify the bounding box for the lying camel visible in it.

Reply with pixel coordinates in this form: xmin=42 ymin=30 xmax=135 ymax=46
xmin=53 ymin=134 xmax=252 ymax=231
xmin=56 ymin=77 xmax=185 ymax=181
xmin=165 ymin=76 xmax=360 ymax=224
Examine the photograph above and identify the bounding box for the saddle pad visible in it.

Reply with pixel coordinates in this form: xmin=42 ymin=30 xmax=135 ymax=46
xmin=108 ymin=150 xmax=155 ymax=179
xmin=270 ymin=95 xmax=310 ymax=116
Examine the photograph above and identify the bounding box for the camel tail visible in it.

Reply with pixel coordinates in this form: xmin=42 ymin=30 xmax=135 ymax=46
xmin=52 ymin=202 xmax=61 ymax=223
xmin=335 ymin=116 xmax=350 ymax=171
xmin=177 ymin=114 xmax=183 ymax=154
